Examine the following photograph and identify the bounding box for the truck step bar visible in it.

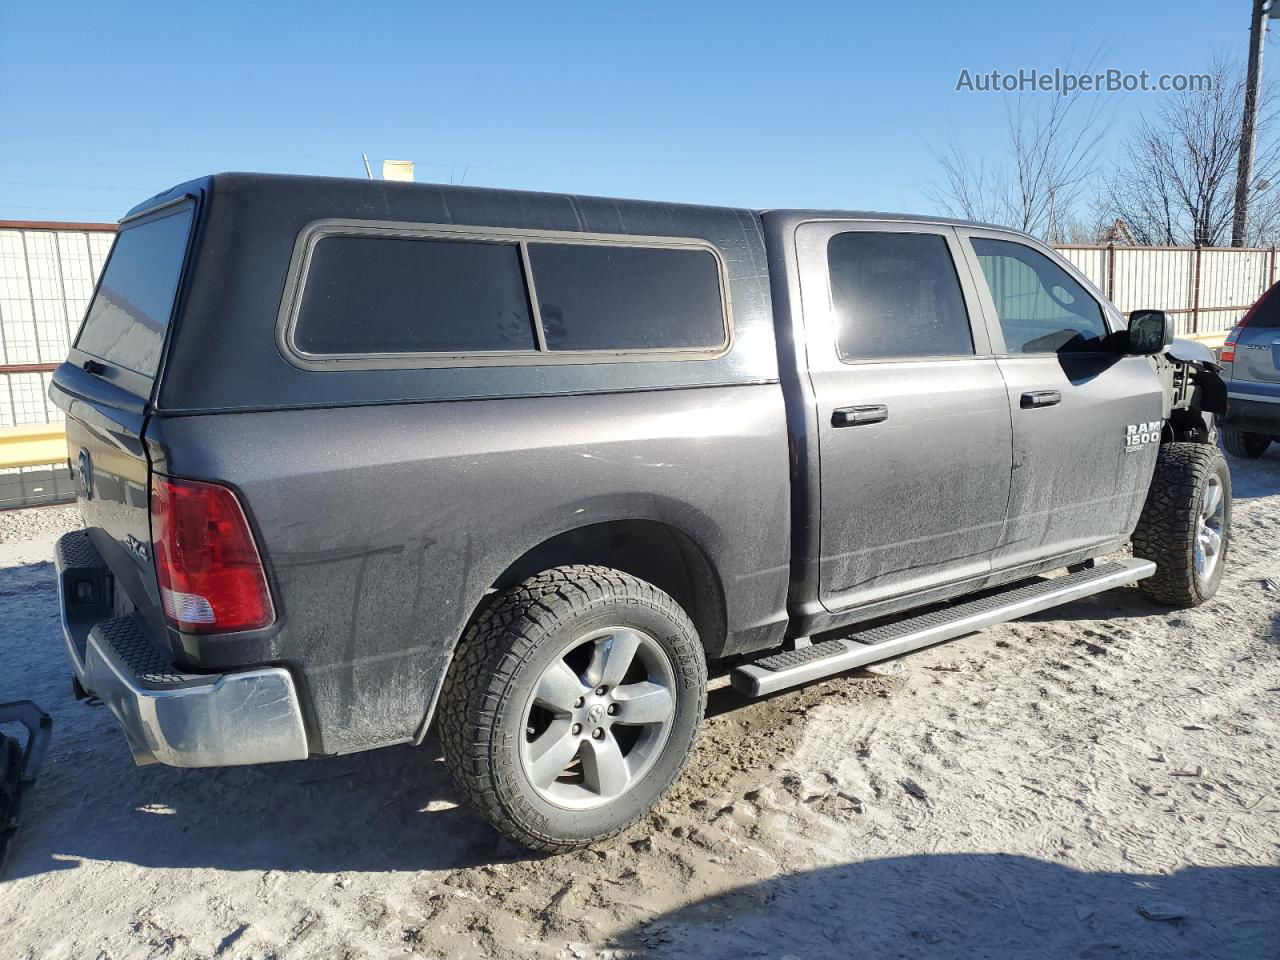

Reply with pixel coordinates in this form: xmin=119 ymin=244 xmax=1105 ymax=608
xmin=730 ymin=558 xmax=1156 ymax=697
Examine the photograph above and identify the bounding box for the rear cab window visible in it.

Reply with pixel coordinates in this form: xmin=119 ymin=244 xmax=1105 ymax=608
xmin=74 ymin=200 xmax=195 ymax=392
xmin=282 ymin=224 xmax=730 ymax=367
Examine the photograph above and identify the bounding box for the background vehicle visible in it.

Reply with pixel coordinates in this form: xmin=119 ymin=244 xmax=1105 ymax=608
xmin=51 ymin=174 xmax=1229 ymax=851
xmin=1221 ymin=282 xmax=1280 ymax=458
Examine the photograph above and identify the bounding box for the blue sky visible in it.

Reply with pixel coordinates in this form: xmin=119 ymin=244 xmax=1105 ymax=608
xmin=0 ymin=0 xmax=1257 ymax=223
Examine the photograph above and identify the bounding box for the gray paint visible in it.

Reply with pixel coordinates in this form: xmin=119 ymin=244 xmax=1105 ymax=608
xmin=144 ymin=385 xmax=792 ymax=754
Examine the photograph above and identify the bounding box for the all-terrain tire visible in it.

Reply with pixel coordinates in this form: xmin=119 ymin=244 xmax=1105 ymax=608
xmin=1132 ymin=442 xmax=1231 ymax=607
xmin=437 ymin=565 xmax=707 ymax=853
xmin=1221 ymin=427 xmax=1271 ymax=459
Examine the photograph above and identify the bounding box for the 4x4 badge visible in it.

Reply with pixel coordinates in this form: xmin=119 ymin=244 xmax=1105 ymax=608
xmin=125 ymin=535 xmax=150 ymax=564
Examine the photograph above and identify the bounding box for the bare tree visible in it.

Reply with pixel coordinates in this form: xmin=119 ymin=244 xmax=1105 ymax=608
xmin=928 ymin=133 xmax=1006 ymax=225
xmin=925 ymin=70 xmax=1111 ymax=241
xmin=1101 ymin=59 xmax=1280 ymax=246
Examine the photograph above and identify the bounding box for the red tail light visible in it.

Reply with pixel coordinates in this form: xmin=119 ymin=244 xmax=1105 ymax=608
xmin=1221 ymin=326 xmax=1240 ymax=363
xmin=150 ymin=475 xmax=275 ymax=633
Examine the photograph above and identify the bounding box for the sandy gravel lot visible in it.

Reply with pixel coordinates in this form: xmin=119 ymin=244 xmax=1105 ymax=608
xmin=1 ymin=448 xmax=1277 ymax=960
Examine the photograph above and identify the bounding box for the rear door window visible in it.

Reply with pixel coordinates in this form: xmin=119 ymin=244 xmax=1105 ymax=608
xmin=970 ymin=238 xmax=1108 ymax=354
xmin=75 ymin=202 xmax=194 ymax=378
xmin=826 ymin=231 xmax=974 ymax=360
xmin=293 ymin=236 xmax=537 ymax=355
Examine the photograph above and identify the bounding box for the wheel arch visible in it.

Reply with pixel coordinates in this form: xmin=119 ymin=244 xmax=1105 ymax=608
xmin=413 ymin=518 xmax=728 ymax=743
xmin=488 ymin=519 xmax=728 ymax=658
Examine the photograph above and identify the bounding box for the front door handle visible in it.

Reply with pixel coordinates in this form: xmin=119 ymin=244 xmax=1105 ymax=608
xmin=1020 ymin=390 xmax=1062 ymax=409
xmin=832 ymin=404 xmax=888 ymax=427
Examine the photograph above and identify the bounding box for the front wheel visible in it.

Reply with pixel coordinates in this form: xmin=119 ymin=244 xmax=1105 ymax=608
xmin=1222 ymin=427 xmax=1272 ymax=459
xmin=1132 ymin=443 xmax=1231 ymax=607
xmin=438 ymin=565 xmax=707 ymax=852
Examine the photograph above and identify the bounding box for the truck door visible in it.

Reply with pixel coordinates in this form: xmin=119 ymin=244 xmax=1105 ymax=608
xmin=794 ymin=221 xmax=1013 ymax=612
xmin=956 ymin=230 xmax=1164 ymax=571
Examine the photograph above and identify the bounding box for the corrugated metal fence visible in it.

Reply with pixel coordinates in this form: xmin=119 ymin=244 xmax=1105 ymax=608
xmin=1057 ymin=244 xmax=1275 ymax=336
xmin=0 ymin=222 xmax=1274 ymax=509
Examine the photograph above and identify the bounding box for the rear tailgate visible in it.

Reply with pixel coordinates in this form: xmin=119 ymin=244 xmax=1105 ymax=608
xmin=1233 ymin=320 xmax=1280 ymax=385
xmin=1227 ymin=282 xmax=1280 ymax=385
xmin=49 ymin=199 xmax=195 ymax=634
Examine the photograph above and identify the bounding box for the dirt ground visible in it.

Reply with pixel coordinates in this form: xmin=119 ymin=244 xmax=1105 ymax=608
xmin=1 ymin=448 xmax=1278 ymax=960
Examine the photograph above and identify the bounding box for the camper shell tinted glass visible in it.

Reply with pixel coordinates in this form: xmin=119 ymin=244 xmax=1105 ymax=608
xmin=282 ymin=221 xmax=731 ymax=367
xmin=294 ymin=236 xmax=538 ymax=355
xmin=74 ymin=200 xmax=194 ymax=382
xmin=528 ymin=242 xmax=726 ymax=351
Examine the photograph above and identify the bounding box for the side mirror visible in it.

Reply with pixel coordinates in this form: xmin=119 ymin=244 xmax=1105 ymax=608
xmin=1127 ymin=309 xmax=1175 ymax=355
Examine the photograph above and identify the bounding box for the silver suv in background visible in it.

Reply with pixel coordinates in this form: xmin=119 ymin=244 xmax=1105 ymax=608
xmin=1221 ymin=283 xmax=1280 ymax=458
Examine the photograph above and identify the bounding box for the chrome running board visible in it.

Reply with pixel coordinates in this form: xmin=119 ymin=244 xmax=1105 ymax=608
xmin=731 ymin=559 xmax=1155 ymax=697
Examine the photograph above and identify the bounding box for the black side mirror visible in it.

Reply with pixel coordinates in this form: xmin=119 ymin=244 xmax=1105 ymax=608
xmin=1127 ymin=309 xmax=1175 ymax=355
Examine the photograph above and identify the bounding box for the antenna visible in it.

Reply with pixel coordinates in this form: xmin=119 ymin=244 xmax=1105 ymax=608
xmin=361 ymin=153 xmax=373 ymax=179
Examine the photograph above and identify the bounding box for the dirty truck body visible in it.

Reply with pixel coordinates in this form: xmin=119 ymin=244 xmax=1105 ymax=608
xmin=52 ymin=174 xmax=1229 ymax=850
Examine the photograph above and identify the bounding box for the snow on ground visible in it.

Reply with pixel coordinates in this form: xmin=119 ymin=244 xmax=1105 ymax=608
xmin=1 ymin=449 xmax=1278 ymax=960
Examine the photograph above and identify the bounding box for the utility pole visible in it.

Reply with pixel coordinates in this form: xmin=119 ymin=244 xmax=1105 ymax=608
xmin=1232 ymin=0 xmax=1270 ymax=246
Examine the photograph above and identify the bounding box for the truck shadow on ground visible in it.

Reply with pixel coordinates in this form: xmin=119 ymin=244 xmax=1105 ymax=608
xmin=5 ymin=724 xmax=530 ymax=879
xmin=614 ymin=854 xmax=1280 ymax=959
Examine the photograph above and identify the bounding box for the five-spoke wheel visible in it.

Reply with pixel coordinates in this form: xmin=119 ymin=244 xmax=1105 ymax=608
xmin=521 ymin=627 xmax=676 ymax=809
xmin=439 ymin=565 xmax=706 ymax=851
xmin=1193 ymin=474 xmax=1225 ymax=582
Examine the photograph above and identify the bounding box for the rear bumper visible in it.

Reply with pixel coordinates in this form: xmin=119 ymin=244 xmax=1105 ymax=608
xmin=56 ymin=530 xmax=308 ymax=767
xmin=1224 ymin=381 xmax=1280 ymax=435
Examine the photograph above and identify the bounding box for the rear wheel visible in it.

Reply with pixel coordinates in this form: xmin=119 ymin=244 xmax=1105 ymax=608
xmin=1132 ymin=443 xmax=1231 ymax=607
xmin=438 ymin=565 xmax=707 ymax=852
xmin=1222 ymin=427 xmax=1271 ymax=459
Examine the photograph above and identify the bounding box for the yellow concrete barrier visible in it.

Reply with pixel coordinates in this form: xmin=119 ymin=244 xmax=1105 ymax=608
xmin=0 ymin=423 xmax=68 ymax=470
xmin=1185 ymin=330 xmax=1229 ymax=351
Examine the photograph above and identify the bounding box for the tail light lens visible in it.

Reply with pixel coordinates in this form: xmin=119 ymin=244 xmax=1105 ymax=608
xmin=1221 ymin=326 xmax=1240 ymax=363
xmin=150 ymin=475 xmax=275 ymax=633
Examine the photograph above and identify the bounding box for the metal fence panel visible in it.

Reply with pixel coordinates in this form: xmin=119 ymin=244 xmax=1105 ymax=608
xmin=1057 ymin=243 xmax=1277 ymax=336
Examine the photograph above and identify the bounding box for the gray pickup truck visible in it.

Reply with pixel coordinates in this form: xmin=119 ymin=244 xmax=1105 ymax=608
xmin=51 ymin=174 xmax=1229 ymax=852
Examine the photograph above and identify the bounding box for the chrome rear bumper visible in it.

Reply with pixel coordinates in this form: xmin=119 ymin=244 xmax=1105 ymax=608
xmin=56 ymin=530 xmax=308 ymax=767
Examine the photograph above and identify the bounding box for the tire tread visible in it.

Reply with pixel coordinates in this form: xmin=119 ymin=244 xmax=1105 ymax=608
xmin=1132 ymin=442 xmax=1230 ymax=607
xmin=438 ymin=565 xmax=705 ymax=853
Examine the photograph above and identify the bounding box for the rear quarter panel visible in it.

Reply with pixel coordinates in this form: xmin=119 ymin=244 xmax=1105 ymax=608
xmin=146 ymin=385 xmax=790 ymax=755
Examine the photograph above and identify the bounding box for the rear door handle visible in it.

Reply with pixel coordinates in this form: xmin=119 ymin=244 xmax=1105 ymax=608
xmin=832 ymin=404 xmax=888 ymax=427
xmin=1020 ymin=390 xmax=1062 ymax=409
